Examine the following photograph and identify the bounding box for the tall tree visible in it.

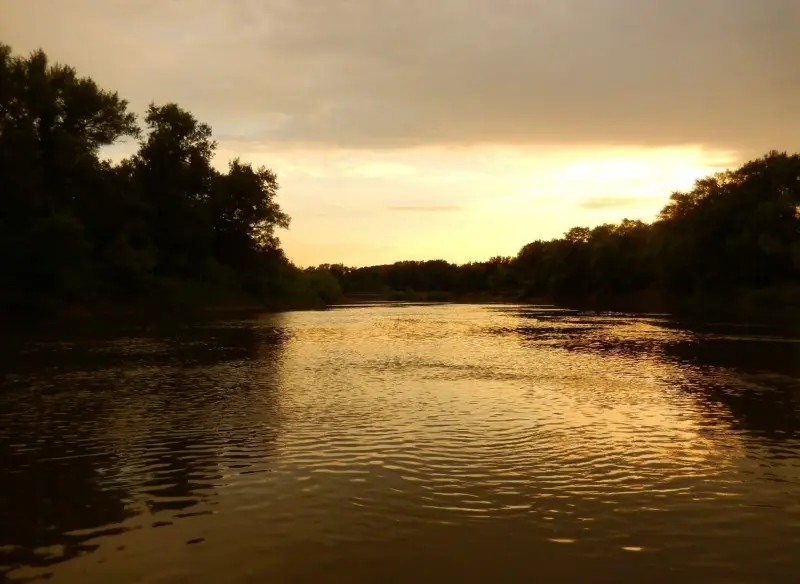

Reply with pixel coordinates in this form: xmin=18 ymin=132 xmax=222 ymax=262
xmin=0 ymin=44 xmax=138 ymax=307
xmin=131 ymin=103 xmax=217 ymax=278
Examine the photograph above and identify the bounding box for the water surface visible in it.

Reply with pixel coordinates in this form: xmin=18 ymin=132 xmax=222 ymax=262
xmin=2 ymin=304 xmax=800 ymax=583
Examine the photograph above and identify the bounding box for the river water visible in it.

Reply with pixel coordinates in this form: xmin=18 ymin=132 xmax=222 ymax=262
xmin=2 ymin=304 xmax=800 ymax=583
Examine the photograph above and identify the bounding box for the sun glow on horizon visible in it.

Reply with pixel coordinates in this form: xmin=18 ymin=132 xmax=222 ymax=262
xmin=235 ymin=144 xmax=735 ymax=267
xmin=104 ymin=140 xmax=737 ymax=267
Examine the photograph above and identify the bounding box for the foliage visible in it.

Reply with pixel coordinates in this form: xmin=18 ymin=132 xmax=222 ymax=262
xmin=4 ymin=43 xmax=798 ymax=314
xmin=319 ymin=152 xmax=800 ymax=308
xmin=0 ymin=44 xmax=334 ymax=313
xmin=316 ymin=258 xmax=520 ymax=300
xmin=515 ymin=151 xmax=800 ymax=304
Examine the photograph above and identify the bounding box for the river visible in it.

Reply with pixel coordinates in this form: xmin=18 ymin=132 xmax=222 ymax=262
xmin=2 ymin=304 xmax=800 ymax=583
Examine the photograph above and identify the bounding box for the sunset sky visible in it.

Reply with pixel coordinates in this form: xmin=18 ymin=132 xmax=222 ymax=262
xmin=2 ymin=0 xmax=798 ymax=266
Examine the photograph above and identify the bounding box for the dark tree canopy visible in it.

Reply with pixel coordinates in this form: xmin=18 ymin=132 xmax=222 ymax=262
xmin=0 ymin=44 xmax=333 ymax=313
xmin=318 ymin=151 xmax=800 ymax=310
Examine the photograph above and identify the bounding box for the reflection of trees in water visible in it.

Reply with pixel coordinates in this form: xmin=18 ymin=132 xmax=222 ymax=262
xmin=509 ymin=310 xmax=800 ymax=441
xmin=0 ymin=422 xmax=135 ymax=577
xmin=645 ymin=319 xmax=800 ymax=440
xmin=0 ymin=315 xmax=288 ymax=577
xmin=663 ymin=335 xmax=800 ymax=440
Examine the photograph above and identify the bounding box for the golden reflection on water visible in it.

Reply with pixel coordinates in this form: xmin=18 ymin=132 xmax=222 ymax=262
xmin=1 ymin=305 xmax=800 ymax=583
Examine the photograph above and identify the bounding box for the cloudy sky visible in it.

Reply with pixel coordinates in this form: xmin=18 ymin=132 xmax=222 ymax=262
xmin=3 ymin=0 xmax=798 ymax=265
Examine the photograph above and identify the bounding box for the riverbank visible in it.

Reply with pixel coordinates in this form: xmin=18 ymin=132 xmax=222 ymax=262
xmin=531 ymin=285 xmax=800 ymax=326
xmin=9 ymin=284 xmax=800 ymax=326
xmin=340 ymin=284 xmax=800 ymax=318
xmin=0 ymin=288 xmax=329 ymax=325
xmin=339 ymin=290 xmax=521 ymax=304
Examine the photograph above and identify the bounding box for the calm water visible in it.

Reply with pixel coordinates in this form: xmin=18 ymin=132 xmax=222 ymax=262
xmin=2 ymin=304 xmax=800 ymax=583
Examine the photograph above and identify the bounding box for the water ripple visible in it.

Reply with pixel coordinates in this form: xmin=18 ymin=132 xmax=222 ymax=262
xmin=2 ymin=306 xmax=800 ymax=582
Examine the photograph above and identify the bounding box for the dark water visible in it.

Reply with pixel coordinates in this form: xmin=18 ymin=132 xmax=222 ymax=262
xmin=2 ymin=304 xmax=800 ymax=583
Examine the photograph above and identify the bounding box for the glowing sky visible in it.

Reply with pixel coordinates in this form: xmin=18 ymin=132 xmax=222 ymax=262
xmin=2 ymin=0 xmax=798 ymax=266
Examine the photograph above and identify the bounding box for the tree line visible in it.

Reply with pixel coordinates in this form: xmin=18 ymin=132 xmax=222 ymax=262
xmin=308 ymin=259 xmax=518 ymax=302
xmin=315 ymin=151 xmax=800 ymax=310
xmin=3 ymin=44 xmax=800 ymax=315
xmin=1 ymin=43 xmax=335 ymax=313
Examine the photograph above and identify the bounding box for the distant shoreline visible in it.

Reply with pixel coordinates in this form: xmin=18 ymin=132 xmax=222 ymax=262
xmin=6 ymin=284 xmax=800 ymax=327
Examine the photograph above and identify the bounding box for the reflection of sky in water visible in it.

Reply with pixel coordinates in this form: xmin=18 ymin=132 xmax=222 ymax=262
xmin=1 ymin=305 xmax=800 ymax=583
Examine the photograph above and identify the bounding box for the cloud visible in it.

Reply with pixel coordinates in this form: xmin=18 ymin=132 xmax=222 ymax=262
xmin=388 ymin=205 xmax=462 ymax=213
xmin=2 ymin=0 xmax=798 ymax=158
xmin=578 ymin=196 xmax=662 ymax=210
xmin=344 ymin=162 xmax=416 ymax=178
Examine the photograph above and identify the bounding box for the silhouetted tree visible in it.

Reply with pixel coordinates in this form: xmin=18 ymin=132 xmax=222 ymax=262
xmin=323 ymin=152 xmax=800 ymax=309
xmin=3 ymin=43 xmax=800 ymax=314
xmin=0 ymin=44 xmax=333 ymax=313
xmin=512 ymin=151 xmax=800 ymax=306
